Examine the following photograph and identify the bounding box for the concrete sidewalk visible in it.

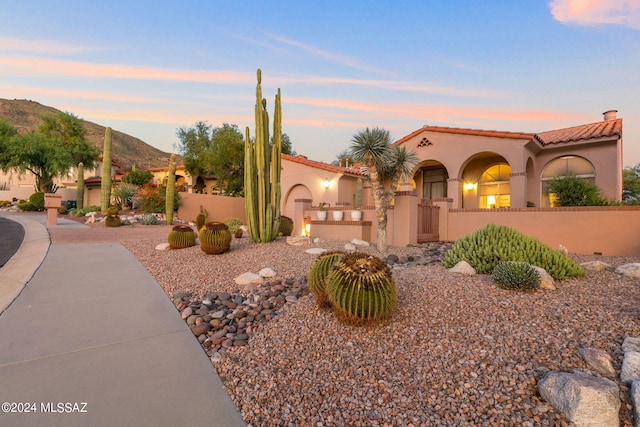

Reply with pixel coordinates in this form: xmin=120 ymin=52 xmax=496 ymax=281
xmin=0 ymin=214 xmax=245 ymax=427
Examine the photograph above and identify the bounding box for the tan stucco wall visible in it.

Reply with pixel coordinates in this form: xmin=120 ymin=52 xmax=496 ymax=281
xmin=177 ymin=192 xmax=246 ymax=224
xmin=446 ymin=206 xmax=640 ymax=256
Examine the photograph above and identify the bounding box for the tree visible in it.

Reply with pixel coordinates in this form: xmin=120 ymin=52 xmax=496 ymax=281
xmin=350 ymin=127 xmax=418 ymax=252
xmin=0 ymin=115 xmax=98 ymax=193
xmin=121 ymin=166 xmax=154 ymax=186
xmin=332 ymin=148 xmax=356 ymax=167
xmin=623 ymin=163 xmax=640 ymax=205
xmin=176 ymin=121 xmax=212 ymax=179
xmin=272 ymin=133 xmax=295 ymax=155
xmin=38 ymin=112 xmax=98 ymax=171
xmin=209 ymin=123 xmax=245 ymax=195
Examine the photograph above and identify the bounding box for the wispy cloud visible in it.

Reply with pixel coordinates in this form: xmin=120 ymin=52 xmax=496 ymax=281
xmin=0 ymin=37 xmax=105 ymax=54
xmin=0 ymin=83 xmax=164 ymax=104
xmin=264 ymin=31 xmax=389 ymax=74
xmin=549 ymin=0 xmax=640 ymax=30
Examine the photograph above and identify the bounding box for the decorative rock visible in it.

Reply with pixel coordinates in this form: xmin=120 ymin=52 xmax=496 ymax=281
xmin=621 ymin=351 xmax=640 ymax=385
xmin=344 ymin=243 xmax=356 ymax=252
xmin=581 ymin=260 xmax=612 ymax=272
xmin=285 ymin=295 xmax=297 ymax=302
xmin=559 ymin=244 xmax=569 ymax=256
xmin=286 ymin=236 xmax=312 ymax=246
xmin=155 ymin=242 xmax=170 ymax=251
xmin=448 ymin=261 xmax=476 ymax=275
xmin=577 ymin=347 xmax=616 ymax=377
xmin=181 ymin=307 xmax=193 ymax=320
xmin=313 ymin=237 xmax=323 ymax=244
xmin=615 ymin=263 xmax=640 ymax=279
xmin=305 ymin=248 xmax=327 ymax=255
xmin=631 ymin=381 xmax=640 ymax=427
xmin=211 ymin=310 xmax=226 ymax=319
xmin=234 ymin=272 xmax=263 ymax=285
xmin=532 ymin=266 xmax=556 ymax=290
xmin=259 ymin=267 xmax=277 ymax=278
xmin=243 ymin=283 xmax=259 ymax=293
xmin=351 ymin=238 xmax=369 ymax=247
xmin=190 ymin=323 xmax=211 ymax=337
xmin=538 ymin=370 xmax=620 ymax=427
xmin=210 ymin=353 xmax=222 ymax=363
xmin=623 ymin=337 xmax=640 ymax=353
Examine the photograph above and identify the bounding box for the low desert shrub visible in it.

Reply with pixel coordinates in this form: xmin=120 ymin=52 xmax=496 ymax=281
xmin=29 ymin=192 xmax=45 ymax=211
xmin=492 ymin=261 xmax=540 ymax=291
xmin=442 ymin=223 xmax=584 ymax=280
xmin=17 ymin=201 xmax=38 ymax=211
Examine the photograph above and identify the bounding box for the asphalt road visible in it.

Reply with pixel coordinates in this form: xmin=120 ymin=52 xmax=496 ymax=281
xmin=0 ymin=217 xmax=25 ymax=268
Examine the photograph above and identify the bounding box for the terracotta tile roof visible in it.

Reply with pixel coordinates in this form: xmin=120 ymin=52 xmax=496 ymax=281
xmin=282 ymin=154 xmax=364 ymax=176
xmin=534 ymin=118 xmax=622 ymax=146
xmin=147 ymin=165 xmax=186 ymax=172
xmin=394 ymin=125 xmax=534 ymax=145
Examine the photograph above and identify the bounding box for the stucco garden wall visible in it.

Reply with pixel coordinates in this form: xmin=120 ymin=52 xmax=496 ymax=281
xmin=177 ymin=192 xmax=246 ymax=224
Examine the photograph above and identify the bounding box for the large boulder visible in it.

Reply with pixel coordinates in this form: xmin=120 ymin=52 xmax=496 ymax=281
xmin=615 ymin=263 xmax=640 ymax=279
xmin=621 ymin=351 xmax=640 ymax=385
xmin=532 ymin=266 xmax=555 ymax=290
xmin=623 ymin=337 xmax=640 ymax=353
xmin=537 ymin=370 xmax=620 ymax=427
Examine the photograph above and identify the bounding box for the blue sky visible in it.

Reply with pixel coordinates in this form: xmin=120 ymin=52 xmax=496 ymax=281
xmin=1 ymin=0 xmax=639 ymax=165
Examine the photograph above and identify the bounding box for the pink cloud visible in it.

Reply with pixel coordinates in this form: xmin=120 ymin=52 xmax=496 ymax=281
xmin=549 ymin=0 xmax=640 ymax=30
xmin=0 ymin=37 xmax=104 ymax=54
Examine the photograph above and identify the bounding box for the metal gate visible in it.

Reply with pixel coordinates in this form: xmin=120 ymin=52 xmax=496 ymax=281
xmin=417 ymin=199 xmax=439 ymax=243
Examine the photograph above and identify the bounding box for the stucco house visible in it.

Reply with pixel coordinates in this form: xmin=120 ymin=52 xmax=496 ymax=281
xmin=396 ymin=109 xmax=622 ymax=209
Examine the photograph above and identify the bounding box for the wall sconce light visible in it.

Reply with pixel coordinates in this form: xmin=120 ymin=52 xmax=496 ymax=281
xmin=463 ymin=182 xmax=477 ymax=191
xmin=322 ymin=177 xmax=330 ymax=189
xmin=303 ymin=215 xmax=311 ymax=236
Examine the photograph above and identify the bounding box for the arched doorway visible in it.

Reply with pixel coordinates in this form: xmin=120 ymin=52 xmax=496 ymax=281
xmin=283 ymin=184 xmax=312 ymax=218
xmin=413 ymin=161 xmax=448 ymax=200
xmin=460 ymin=152 xmax=510 ymax=209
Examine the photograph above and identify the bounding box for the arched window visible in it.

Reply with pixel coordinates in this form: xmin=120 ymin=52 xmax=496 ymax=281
xmin=479 ymin=163 xmax=511 ymax=208
xmin=541 ymin=156 xmax=595 ymax=207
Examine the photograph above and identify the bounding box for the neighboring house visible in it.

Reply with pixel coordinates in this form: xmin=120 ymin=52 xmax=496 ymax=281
xmin=394 ymin=110 xmax=622 ymax=209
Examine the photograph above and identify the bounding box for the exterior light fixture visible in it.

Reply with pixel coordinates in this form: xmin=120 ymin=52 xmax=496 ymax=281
xmin=322 ymin=177 xmax=330 ymax=189
xmin=463 ymin=182 xmax=477 ymax=191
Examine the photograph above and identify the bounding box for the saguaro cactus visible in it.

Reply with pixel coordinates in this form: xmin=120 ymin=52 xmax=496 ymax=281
xmin=166 ymin=154 xmax=176 ymax=225
xmin=100 ymin=127 xmax=113 ymax=212
xmin=244 ymin=68 xmax=282 ymax=243
xmin=76 ymin=162 xmax=84 ymax=209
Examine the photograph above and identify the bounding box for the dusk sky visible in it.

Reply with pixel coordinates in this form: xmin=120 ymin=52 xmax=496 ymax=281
xmin=1 ymin=0 xmax=639 ymax=166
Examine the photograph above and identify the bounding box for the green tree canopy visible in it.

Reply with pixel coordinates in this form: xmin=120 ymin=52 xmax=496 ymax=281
xmin=176 ymin=121 xmax=245 ymax=196
xmin=623 ymin=163 xmax=640 ymax=205
xmin=0 ymin=113 xmax=99 ymax=192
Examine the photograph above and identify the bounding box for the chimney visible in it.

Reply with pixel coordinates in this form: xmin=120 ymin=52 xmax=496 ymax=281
xmin=603 ymin=110 xmax=618 ymax=121
xmin=345 ymin=158 xmax=349 ymax=168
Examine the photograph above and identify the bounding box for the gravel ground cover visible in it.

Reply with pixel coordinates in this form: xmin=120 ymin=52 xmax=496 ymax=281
xmin=57 ymin=221 xmax=640 ymax=426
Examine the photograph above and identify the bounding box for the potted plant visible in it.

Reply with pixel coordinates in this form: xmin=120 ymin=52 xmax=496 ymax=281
xmin=332 ymin=207 xmax=344 ymax=221
xmin=317 ymin=203 xmax=328 ymax=220
xmin=350 ymin=178 xmax=363 ymax=221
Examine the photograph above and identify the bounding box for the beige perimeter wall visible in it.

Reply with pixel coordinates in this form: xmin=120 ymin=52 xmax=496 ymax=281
xmin=446 ymin=206 xmax=640 ymax=256
xmin=177 ymin=193 xmax=246 ymax=224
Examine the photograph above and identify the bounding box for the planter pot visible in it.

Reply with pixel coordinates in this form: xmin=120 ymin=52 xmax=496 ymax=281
xmin=317 ymin=210 xmax=327 ymax=221
xmin=332 ymin=210 xmax=344 ymax=221
xmin=350 ymin=210 xmax=362 ymax=221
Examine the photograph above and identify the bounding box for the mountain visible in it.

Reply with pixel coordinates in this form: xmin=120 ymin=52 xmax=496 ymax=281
xmin=0 ymin=98 xmax=179 ymax=170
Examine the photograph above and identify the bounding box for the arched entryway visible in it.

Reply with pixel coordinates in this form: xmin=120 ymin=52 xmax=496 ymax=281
xmin=283 ymin=184 xmax=312 ymax=218
xmin=460 ymin=152 xmax=511 ymax=209
xmin=412 ymin=160 xmax=449 ymax=200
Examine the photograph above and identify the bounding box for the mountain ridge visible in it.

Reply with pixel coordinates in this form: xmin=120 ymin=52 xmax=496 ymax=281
xmin=0 ymin=98 xmax=179 ymax=170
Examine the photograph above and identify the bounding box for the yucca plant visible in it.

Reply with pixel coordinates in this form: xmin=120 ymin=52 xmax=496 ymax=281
xmin=308 ymin=251 xmax=346 ymax=308
xmin=326 ymin=252 xmax=397 ymax=325
xmin=493 ymin=261 xmax=541 ymax=291
xmin=167 ymin=225 xmax=196 ymax=249
xmin=279 ymin=216 xmax=294 ymax=236
xmin=199 ymin=221 xmax=232 ymax=254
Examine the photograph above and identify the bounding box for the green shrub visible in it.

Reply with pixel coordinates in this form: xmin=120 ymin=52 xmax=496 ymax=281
xmin=548 ymin=176 xmax=618 ymax=206
xmin=442 ymin=223 xmax=584 ymax=280
xmin=223 ymin=217 xmax=243 ymax=235
xmin=493 ymin=261 xmax=540 ymax=291
xmin=29 ymin=192 xmax=45 ymax=211
xmin=138 ymin=213 xmax=159 ymax=225
xmin=17 ymin=201 xmax=38 ymax=211
xmin=136 ymin=184 xmax=181 ymax=213
xmin=326 ymin=252 xmax=397 ymax=325
xmin=70 ymin=205 xmax=101 ymax=217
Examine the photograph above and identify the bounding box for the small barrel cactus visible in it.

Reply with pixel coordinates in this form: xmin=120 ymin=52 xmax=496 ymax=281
xmin=308 ymin=251 xmax=346 ymax=308
xmin=199 ymin=221 xmax=232 ymax=254
xmin=167 ymin=225 xmax=196 ymax=249
xmin=326 ymin=252 xmax=397 ymax=325
xmin=278 ymin=216 xmax=294 ymax=236
xmin=492 ymin=261 xmax=540 ymax=291
xmin=104 ymin=205 xmax=121 ymax=227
